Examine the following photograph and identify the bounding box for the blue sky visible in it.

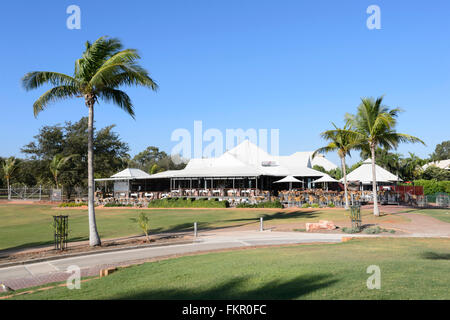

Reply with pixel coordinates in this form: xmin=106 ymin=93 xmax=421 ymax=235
xmin=0 ymin=0 xmax=449 ymax=166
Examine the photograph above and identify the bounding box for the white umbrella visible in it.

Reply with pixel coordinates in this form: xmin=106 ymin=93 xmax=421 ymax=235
xmin=274 ymin=175 xmax=303 ymax=191
xmin=313 ymin=174 xmax=338 ymax=191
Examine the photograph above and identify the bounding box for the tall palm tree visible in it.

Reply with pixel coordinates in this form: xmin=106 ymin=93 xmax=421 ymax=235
xmin=346 ymin=96 xmax=425 ymax=216
xmin=49 ymin=154 xmax=74 ymax=188
xmin=2 ymin=157 xmax=16 ymax=201
xmin=22 ymin=36 xmax=158 ymax=246
xmin=313 ymin=121 xmax=360 ymax=209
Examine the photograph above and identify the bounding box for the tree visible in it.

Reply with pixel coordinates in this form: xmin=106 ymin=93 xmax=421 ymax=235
xmin=346 ymin=96 xmax=425 ymax=216
xmin=22 ymin=36 xmax=158 ymax=246
xmin=21 ymin=118 xmax=130 ymax=195
xmin=429 ymin=140 xmax=450 ymax=162
xmin=313 ymin=121 xmax=360 ymax=209
xmin=129 ymin=146 xmax=186 ymax=173
xmin=49 ymin=154 xmax=74 ymax=188
xmin=2 ymin=157 xmax=16 ymax=200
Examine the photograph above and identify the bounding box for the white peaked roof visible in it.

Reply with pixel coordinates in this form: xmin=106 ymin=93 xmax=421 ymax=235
xmin=310 ymin=153 xmax=339 ymax=171
xmin=111 ymin=168 xmax=152 ymax=179
xmin=147 ymin=140 xmax=327 ymax=179
xmin=274 ymin=175 xmax=303 ymax=183
xmin=314 ymin=174 xmax=339 ymax=183
xmin=422 ymin=159 xmax=450 ymax=170
xmin=342 ymin=158 xmax=402 ymax=184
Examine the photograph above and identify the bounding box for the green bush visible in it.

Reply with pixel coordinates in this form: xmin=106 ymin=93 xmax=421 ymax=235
xmin=236 ymin=200 xmax=283 ymax=209
xmin=103 ymin=203 xmax=134 ymax=207
xmin=58 ymin=202 xmax=87 ymax=207
xmin=413 ymin=180 xmax=450 ymax=196
xmin=302 ymin=203 xmax=310 ymax=208
xmin=363 ymin=226 xmax=396 ymax=234
xmin=327 ymin=202 xmax=336 ymax=208
xmin=311 ymin=203 xmax=320 ymax=208
xmin=342 ymin=227 xmax=361 ymax=234
xmin=148 ymin=198 xmax=229 ymax=208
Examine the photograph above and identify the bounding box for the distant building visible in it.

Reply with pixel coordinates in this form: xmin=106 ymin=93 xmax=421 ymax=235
xmin=422 ymin=159 xmax=450 ymax=171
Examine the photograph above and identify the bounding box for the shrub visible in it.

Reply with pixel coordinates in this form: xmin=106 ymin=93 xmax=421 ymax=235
xmin=342 ymin=227 xmax=361 ymax=234
xmin=148 ymin=198 xmax=229 ymax=208
xmin=103 ymin=203 xmax=134 ymax=207
xmin=363 ymin=226 xmax=382 ymax=234
xmin=311 ymin=203 xmax=320 ymax=208
xmin=302 ymin=203 xmax=310 ymax=208
xmin=236 ymin=201 xmax=283 ymax=209
xmin=327 ymin=202 xmax=335 ymax=208
xmin=137 ymin=212 xmax=151 ymax=243
xmin=413 ymin=180 xmax=450 ymax=196
xmin=58 ymin=202 xmax=87 ymax=207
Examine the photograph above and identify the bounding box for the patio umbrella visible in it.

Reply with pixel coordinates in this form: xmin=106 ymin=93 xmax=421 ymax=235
xmin=273 ymin=175 xmax=303 ymax=191
xmin=313 ymin=174 xmax=338 ymax=191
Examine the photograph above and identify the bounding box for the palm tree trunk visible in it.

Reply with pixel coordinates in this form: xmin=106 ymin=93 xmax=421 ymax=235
xmin=341 ymin=156 xmax=349 ymax=210
xmin=87 ymin=100 xmax=101 ymax=246
xmin=371 ymin=144 xmax=380 ymax=216
xmin=7 ymin=177 xmax=10 ymax=201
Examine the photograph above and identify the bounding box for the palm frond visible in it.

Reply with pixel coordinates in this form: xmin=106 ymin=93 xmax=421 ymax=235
xmin=97 ymin=88 xmax=135 ymax=118
xmin=33 ymin=86 xmax=81 ymax=117
xmin=22 ymin=72 xmax=78 ymax=90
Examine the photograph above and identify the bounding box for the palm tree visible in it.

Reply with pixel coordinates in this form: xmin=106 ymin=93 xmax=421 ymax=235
xmin=49 ymin=154 xmax=74 ymax=188
xmin=22 ymin=36 xmax=158 ymax=246
xmin=2 ymin=157 xmax=16 ymax=200
xmin=313 ymin=121 xmax=360 ymax=209
xmin=346 ymin=96 xmax=425 ymax=216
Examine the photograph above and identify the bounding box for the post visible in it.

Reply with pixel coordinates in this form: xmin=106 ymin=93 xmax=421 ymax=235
xmin=194 ymin=222 xmax=198 ymax=237
xmin=39 ymin=185 xmax=42 ymax=201
xmin=260 ymin=217 xmax=264 ymax=232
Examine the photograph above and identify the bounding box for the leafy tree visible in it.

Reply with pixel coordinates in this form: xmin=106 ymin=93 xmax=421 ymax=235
xmin=22 ymin=118 xmax=130 ymax=196
xmin=22 ymin=36 xmax=158 ymax=246
xmin=346 ymin=96 xmax=425 ymax=216
xmin=313 ymin=121 xmax=360 ymax=209
xmin=129 ymin=146 xmax=186 ymax=173
xmin=429 ymin=140 xmax=450 ymax=161
xmin=421 ymin=166 xmax=450 ymax=181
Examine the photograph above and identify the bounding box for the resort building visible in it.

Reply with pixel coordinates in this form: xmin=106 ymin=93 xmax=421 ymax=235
xmin=95 ymin=140 xmax=338 ymax=197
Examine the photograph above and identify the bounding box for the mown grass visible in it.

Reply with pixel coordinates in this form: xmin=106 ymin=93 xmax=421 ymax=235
xmin=7 ymin=238 xmax=450 ymax=300
xmin=0 ymin=204 xmax=408 ymax=251
xmin=401 ymin=208 xmax=450 ymax=223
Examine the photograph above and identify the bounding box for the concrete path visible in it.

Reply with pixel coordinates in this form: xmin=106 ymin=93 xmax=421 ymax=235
xmin=0 ymin=231 xmax=345 ymax=290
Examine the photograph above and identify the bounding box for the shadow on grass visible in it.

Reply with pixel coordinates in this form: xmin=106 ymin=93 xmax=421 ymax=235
xmin=421 ymin=251 xmax=450 ymax=260
xmin=119 ymin=273 xmax=338 ymax=300
xmin=223 ymin=210 xmax=321 ymax=223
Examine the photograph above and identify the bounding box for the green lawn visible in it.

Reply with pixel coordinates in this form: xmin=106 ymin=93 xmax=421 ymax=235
xmin=401 ymin=208 xmax=450 ymax=223
xmin=8 ymin=238 xmax=450 ymax=300
xmin=0 ymin=204 xmax=406 ymax=251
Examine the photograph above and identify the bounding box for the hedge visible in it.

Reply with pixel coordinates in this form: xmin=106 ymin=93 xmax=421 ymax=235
xmin=236 ymin=200 xmax=283 ymax=209
xmin=413 ymin=180 xmax=450 ymax=196
xmin=148 ymin=197 xmax=229 ymax=208
xmin=58 ymin=202 xmax=87 ymax=207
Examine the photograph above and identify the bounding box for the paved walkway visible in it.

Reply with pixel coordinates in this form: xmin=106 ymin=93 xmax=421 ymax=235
xmin=0 ymin=231 xmax=346 ymax=290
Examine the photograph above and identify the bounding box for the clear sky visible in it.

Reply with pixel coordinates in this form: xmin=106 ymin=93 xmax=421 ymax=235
xmin=1 ymin=0 xmax=449 ymax=166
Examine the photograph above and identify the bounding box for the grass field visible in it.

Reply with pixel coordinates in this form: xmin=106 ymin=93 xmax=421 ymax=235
xmin=0 ymin=204 xmax=407 ymax=251
xmin=401 ymin=208 xmax=450 ymax=223
xmin=7 ymin=238 xmax=450 ymax=300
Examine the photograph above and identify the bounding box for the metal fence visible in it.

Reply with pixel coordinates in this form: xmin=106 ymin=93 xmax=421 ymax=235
xmin=0 ymin=186 xmax=88 ymax=202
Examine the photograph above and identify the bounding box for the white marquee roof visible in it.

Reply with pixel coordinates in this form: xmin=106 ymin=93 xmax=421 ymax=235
xmin=273 ymin=175 xmax=304 ymax=183
xmin=341 ymin=159 xmax=402 ymax=184
xmin=147 ymin=140 xmax=328 ymax=179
